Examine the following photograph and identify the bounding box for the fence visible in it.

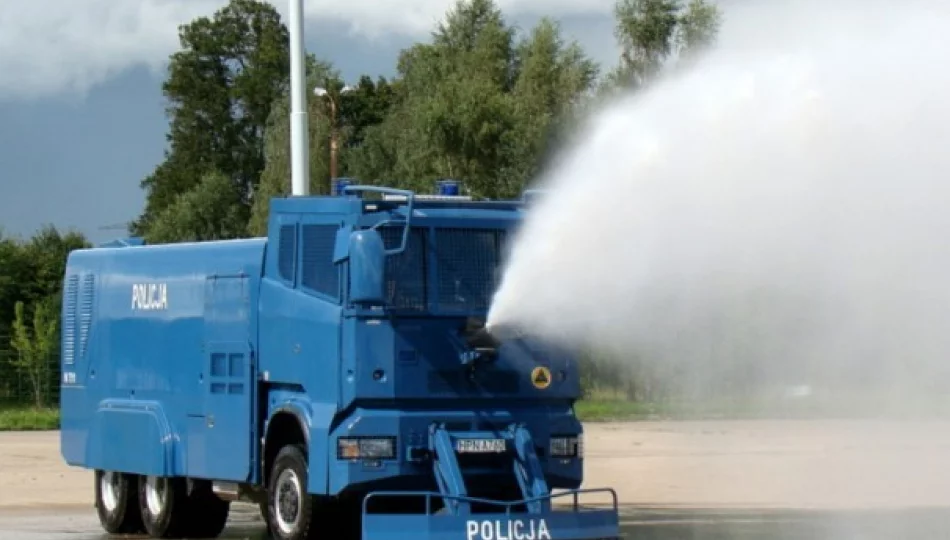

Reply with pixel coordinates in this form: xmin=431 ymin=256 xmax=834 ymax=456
xmin=0 ymin=335 xmax=61 ymax=408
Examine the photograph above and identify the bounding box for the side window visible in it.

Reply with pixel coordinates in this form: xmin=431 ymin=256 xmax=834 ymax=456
xmin=301 ymin=224 xmax=340 ymax=301
xmin=278 ymin=224 xmax=296 ymax=283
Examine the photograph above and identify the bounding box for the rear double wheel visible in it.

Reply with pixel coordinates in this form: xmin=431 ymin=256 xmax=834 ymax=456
xmin=95 ymin=470 xmax=144 ymax=534
xmin=137 ymin=475 xmax=231 ymax=538
xmin=138 ymin=475 xmax=189 ymax=538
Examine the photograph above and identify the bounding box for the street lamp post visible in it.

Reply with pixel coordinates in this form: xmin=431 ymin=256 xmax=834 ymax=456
xmin=288 ymin=0 xmax=309 ymax=196
xmin=313 ymin=85 xmax=354 ymax=187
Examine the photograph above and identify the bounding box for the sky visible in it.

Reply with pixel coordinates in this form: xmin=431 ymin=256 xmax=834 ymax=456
xmin=0 ymin=0 xmax=622 ymax=245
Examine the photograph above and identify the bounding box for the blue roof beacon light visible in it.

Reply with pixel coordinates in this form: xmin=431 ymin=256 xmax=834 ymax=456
xmin=436 ymin=179 xmax=460 ymax=196
xmin=332 ymin=177 xmax=353 ymax=196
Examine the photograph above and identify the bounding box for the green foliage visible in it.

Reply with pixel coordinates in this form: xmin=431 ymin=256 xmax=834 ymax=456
xmin=10 ymin=299 xmax=58 ymax=408
xmin=0 ymin=236 xmax=29 ymax=339
xmin=677 ymin=0 xmax=722 ymax=59
xmin=248 ymin=57 xmax=344 ymax=236
xmin=145 ymin=170 xmax=250 ymax=244
xmin=0 ymin=405 xmax=59 ymax=431
xmin=0 ymin=226 xmax=88 ymax=411
xmin=133 ymin=0 xmax=291 ymax=241
xmin=140 ymin=0 xmax=720 ymax=243
xmin=340 ymin=0 xmax=600 ymax=200
xmin=574 ymin=399 xmax=660 ymax=422
xmin=0 ymin=226 xmax=89 ymax=339
xmin=604 ymin=0 xmax=721 ymax=92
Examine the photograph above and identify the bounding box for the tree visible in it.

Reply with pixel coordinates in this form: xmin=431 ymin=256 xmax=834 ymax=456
xmin=9 ymin=298 xmax=58 ymax=408
xmin=337 ymin=75 xmax=401 ymax=155
xmin=351 ymin=0 xmax=599 ymax=198
xmin=611 ymin=0 xmax=681 ymax=89
xmin=247 ymin=57 xmax=339 ymax=236
xmin=145 ymin=170 xmax=249 ymax=244
xmin=604 ymin=0 xmax=721 ymax=92
xmin=248 ymin=60 xmax=405 ymax=236
xmin=677 ymin=0 xmax=722 ymax=59
xmin=387 ymin=0 xmax=520 ymax=197
xmin=21 ymin=226 xmax=90 ymax=306
xmin=132 ymin=0 xmax=291 ymax=241
xmin=0 ymin=226 xmax=88 ymax=339
xmin=1 ymin=227 xmax=89 ymax=404
xmin=505 ymin=18 xmax=599 ymax=189
xmin=0 ymin=234 xmax=29 ymax=339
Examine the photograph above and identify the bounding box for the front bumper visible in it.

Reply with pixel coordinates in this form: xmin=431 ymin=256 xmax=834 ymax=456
xmin=360 ymin=488 xmax=620 ymax=540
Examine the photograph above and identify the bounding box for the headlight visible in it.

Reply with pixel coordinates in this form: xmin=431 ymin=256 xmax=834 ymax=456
xmin=550 ymin=434 xmax=583 ymax=458
xmin=337 ymin=437 xmax=396 ymax=460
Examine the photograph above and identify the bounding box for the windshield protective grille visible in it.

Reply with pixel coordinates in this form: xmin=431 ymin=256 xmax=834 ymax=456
xmin=380 ymin=226 xmax=427 ymax=311
xmin=378 ymin=226 xmax=508 ymax=312
xmin=434 ymin=228 xmax=504 ymax=311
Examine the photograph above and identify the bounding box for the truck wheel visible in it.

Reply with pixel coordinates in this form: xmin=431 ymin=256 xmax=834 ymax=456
xmin=138 ymin=475 xmax=189 ymax=538
xmin=266 ymin=444 xmax=319 ymax=540
xmin=94 ymin=470 xmax=144 ymax=534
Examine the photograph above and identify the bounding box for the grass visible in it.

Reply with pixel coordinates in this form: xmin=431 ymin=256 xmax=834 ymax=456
xmin=575 ymin=399 xmax=662 ymax=422
xmin=576 ymin=394 xmax=950 ymax=423
xmin=0 ymin=398 xmax=657 ymax=431
xmin=0 ymin=404 xmax=60 ymax=431
xmin=5 ymin=396 xmax=949 ymax=431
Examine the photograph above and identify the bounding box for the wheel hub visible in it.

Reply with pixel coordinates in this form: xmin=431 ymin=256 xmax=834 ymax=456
xmin=275 ymin=469 xmax=302 ymax=534
xmin=100 ymin=471 xmax=120 ymax=512
xmin=144 ymin=476 xmax=167 ymax=516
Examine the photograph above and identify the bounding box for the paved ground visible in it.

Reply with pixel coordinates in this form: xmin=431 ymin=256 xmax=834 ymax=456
xmin=4 ymin=504 xmax=950 ymax=540
xmin=3 ymin=420 xmax=950 ymax=538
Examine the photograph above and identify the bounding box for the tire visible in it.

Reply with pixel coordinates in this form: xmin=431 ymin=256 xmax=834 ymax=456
xmin=138 ymin=475 xmax=189 ymax=538
xmin=94 ymin=469 xmax=144 ymax=534
xmin=266 ymin=444 xmax=321 ymax=540
xmin=183 ymin=480 xmax=231 ymax=538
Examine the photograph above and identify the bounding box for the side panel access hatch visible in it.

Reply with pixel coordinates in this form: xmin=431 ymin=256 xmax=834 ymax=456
xmin=200 ymin=274 xmax=254 ymax=482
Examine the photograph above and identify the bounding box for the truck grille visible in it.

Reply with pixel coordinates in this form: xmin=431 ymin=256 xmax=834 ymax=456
xmin=428 ymin=369 xmax=520 ymax=394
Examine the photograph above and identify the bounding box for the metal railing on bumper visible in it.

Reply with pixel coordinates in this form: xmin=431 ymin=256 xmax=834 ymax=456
xmin=361 ymin=488 xmax=620 ymax=540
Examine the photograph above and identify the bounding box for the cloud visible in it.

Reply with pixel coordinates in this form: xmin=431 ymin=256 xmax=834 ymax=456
xmin=0 ymin=0 xmax=615 ymax=101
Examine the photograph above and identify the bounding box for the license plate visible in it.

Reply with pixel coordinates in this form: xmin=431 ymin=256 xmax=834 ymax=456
xmin=455 ymin=438 xmax=507 ymax=454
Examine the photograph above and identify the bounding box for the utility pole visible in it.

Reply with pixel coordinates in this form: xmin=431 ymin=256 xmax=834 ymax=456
xmin=314 ymin=84 xmax=354 ymax=189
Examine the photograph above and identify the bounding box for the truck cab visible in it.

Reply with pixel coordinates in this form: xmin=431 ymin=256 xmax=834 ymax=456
xmin=255 ymin=183 xmax=600 ymax=538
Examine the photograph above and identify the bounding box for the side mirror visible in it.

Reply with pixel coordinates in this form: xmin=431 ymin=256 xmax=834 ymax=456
xmin=348 ymin=229 xmax=386 ymax=305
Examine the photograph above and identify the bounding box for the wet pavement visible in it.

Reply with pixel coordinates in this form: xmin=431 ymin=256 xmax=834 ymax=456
xmin=3 ymin=503 xmax=950 ymax=540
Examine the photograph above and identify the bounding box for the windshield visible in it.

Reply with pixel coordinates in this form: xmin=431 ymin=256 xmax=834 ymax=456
xmin=378 ymin=225 xmax=511 ymax=313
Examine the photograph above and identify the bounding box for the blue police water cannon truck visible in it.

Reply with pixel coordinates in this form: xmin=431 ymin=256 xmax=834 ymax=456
xmin=60 ymin=180 xmax=621 ymax=540
xmin=58 ymin=3 xmax=620 ymax=539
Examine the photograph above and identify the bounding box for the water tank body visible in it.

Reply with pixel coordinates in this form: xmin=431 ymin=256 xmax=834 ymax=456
xmin=59 ymin=237 xmax=266 ymax=481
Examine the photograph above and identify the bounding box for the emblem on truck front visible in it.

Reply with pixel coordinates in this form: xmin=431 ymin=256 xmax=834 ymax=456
xmin=131 ymin=283 xmax=168 ymax=311
xmin=530 ymin=366 xmax=551 ymax=390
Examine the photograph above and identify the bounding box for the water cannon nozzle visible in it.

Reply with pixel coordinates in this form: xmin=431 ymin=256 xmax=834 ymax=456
xmin=481 ymin=321 xmax=521 ymax=341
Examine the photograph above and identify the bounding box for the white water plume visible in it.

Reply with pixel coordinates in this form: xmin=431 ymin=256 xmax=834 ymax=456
xmin=488 ymin=0 xmax=950 ymax=410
